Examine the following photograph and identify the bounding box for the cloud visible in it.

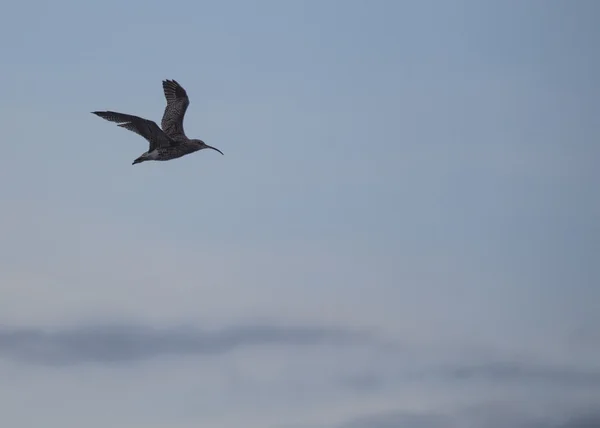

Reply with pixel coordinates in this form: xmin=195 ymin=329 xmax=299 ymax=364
xmin=334 ymin=359 xmax=600 ymax=396
xmin=443 ymin=361 xmax=600 ymax=387
xmin=0 ymin=322 xmax=371 ymax=366
xmin=336 ymin=406 xmax=600 ymax=428
xmin=557 ymin=413 xmax=600 ymax=428
xmin=339 ymin=411 xmax=449 ymax=428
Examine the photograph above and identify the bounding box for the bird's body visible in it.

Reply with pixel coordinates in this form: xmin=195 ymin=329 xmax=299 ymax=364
xmin=140 ymin=145 xmax=196 ymax=163
xmin=92 ymin=79 xmax=223 ymax=165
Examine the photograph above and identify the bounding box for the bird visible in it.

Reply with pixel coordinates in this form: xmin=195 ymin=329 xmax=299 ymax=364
xmin=92 ymin=79 xmax=223 ymax=165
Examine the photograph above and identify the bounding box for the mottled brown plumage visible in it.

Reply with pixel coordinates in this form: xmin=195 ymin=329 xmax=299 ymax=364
xmin=92 ymin=79 xmax=223 ymax=165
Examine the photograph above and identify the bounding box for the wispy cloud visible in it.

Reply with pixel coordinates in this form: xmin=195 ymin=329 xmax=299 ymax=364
xmin=442 ymin=361 xmax=600 ymax=387
xmin=0 ymin=323 xmax=371 ymax=365
xmin=339 ymin=411 xmax=448 ymax=428
xmin=336 ymin=406 xmax=600 ymax=428
xmin=557 ymin=413 xmax=600 ymax=428
xmin=335 ymin=359 xmax=600 ymax=395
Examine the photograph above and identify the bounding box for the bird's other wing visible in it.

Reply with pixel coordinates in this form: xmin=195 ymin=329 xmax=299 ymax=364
xmin=92 ymin=111 xmax=175 ymax=151
xmin=161 ymin=79 xmax=190 ymax=140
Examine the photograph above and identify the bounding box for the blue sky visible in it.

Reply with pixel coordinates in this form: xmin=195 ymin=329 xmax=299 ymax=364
xmin=0 ymin=1 xmax=598 ymax=427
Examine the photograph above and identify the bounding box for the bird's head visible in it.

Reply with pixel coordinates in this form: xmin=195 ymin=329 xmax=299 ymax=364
xmin=192 ymin=139 xmax=224 ymax=155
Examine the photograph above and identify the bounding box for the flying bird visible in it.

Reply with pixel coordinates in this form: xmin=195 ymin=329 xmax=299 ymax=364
xmin=92 ymin=79 xmax=223 ymax=165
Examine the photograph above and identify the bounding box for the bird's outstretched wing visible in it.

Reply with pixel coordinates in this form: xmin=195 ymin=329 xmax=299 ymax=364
xmin=92 ymin=111 xmax=175 ymax=151
xmin=161 ymin=79 xmax=190 ymax=140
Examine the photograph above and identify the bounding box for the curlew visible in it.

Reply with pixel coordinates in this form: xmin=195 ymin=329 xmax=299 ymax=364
xmin=92 ymin=79 xmax=223 ymax=165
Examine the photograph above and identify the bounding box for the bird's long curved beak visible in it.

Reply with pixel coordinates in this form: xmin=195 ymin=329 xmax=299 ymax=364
xmin=205 ymin=144 xmax=224 ymax=155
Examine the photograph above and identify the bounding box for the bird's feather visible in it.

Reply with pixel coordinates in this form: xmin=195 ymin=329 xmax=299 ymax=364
xmin=161 ymin=79 xmax=190 ymax=141
xmin=92 ymin=111 xmax=175 ymax=151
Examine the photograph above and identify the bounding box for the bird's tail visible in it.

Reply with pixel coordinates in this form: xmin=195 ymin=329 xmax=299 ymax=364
xmin=132 ymin=155 xmax=146 ymax=165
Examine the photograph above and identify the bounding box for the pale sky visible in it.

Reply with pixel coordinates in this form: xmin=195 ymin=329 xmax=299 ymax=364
xmin=0 ymin=1 xmax=598 ymax=427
